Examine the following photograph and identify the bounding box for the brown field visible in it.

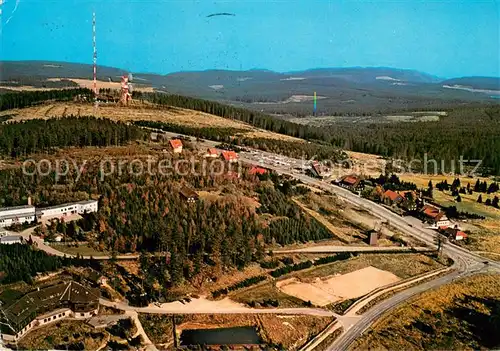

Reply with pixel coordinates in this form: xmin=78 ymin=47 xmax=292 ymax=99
xmin=352 ymin=274 xmax=500 ymax=351
xmin=59 ymin=78 xmax=154 ymax=92
xmin=457 ymin=228 xmax=500 ymax=259
xmin=295 ymin=192 xmax=415 ymax=246
xmin=297 ymin=253 xmax=444 ymax=281
xmin=0 ymin=85 xmax=76 ymax=92
xmin=139 ymin=313 xmax=333 ymax=350
xmin=293 ymin=198 xmax=355 ymax=243
xmin=276 ymin=266 xmax=400 ymax=306
xmin=230 ymin=280 xmax=308 ymax=308
xmin=1 ymin=101 xmax=302 ymax=142
xmin=345 ymin=151 xmax=387 ymax=177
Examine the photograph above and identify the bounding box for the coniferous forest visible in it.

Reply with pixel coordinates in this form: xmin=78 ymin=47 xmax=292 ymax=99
xmin=0 ymin=117 xmax=145 ymax=157
xmin=0 ymin=89 xmax=92 ymax=111
xmin=0 ymin=146 xmax=332 ymax=286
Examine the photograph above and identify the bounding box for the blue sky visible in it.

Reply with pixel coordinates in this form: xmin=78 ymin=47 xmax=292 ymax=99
xmin=1 ymin=0 xmax=499 ymax=78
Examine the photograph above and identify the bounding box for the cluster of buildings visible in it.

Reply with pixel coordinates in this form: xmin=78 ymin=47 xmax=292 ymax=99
xmin=0 ymin=280 xmax=100 ymax=342
xmin=151 ymin=132 xmax=242 ymax=164
xmin=333 ymin=174 xmax=466 ymax=241
xmin=0 ymin=199 xmax=98 ymax=229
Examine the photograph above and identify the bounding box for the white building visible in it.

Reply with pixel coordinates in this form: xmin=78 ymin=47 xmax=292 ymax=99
xmin=0 ymin=235 xmax=23 ymax=245
xmin=76 ymin=200 xmax=98 ymax=214
xmin=0 ymin=205 xmax=36 ymax=228
xmin=36 ymin=200 xmax=98 ymax=220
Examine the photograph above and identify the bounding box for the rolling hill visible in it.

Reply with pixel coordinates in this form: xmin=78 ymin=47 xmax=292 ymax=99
xmin=1 ymin=61 xmax=498 ymax=114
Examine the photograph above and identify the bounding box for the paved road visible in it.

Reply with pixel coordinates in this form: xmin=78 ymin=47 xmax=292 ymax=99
xmin=100 ymin=298 xmax=337 ymax=317
xmin=330 ymin=269 xmax=470 ymax=350
xmin=240 ymin=152 xmax=500 ymax=271
xmin=13 ymin=132 xmax=498 ymax=350
xmin=273 ymin=245 xmax=432 ymax=254
xmin=15 ymin=227 xmax=144 ymax=260
xmin=238 ymin=152 xmax=500 ymax=350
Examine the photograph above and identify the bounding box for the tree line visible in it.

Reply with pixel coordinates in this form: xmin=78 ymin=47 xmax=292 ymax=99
xmin=0 ymin=151 xmax=337 ymax=290
xmin=0 ymin=88 xmax=92 ymax=111
xmin=0 ymin=244 xmax=100 ymax=284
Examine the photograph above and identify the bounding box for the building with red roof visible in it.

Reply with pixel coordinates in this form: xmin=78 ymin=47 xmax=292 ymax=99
xmin=420 ymin=204 xmax=451 ymax=229
xmin=221 ymin=151 xmax=238 ymax=163
xmin=441 ymin=227 xmax=468 ymax=241
xmin=249 ymin=166 xmax=267 ymax=176
xmin=205 ymin=148 xmax=218 ymax=158
xmin=169 ymin=139 xmax=183 ymax=153
xmin=382 ymin=190 xmax=404 ymax=206
xmin=336 ymin=175 xmax=365 ymax=192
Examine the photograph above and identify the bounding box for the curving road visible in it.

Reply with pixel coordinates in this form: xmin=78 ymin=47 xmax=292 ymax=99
xmin=11 ymin=133 xmax=498 ymax=350
xmin=238 ymin=151 xmax=500 ymax=350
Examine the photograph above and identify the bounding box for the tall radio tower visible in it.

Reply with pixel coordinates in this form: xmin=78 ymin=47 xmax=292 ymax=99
xmin=92 ymin=12 xmax=97 ymax=102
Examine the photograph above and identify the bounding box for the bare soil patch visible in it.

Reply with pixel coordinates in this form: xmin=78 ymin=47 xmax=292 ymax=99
xmin=277 ymin=266 xmax=400 ymax=306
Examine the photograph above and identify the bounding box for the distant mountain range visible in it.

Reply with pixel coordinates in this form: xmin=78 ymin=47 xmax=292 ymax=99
xmin=1 ymin=60 xmax=499 ymax=114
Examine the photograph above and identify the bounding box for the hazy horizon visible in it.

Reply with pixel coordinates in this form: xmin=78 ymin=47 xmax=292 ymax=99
xmin=1 ymin=0 xmax=499 ymax=78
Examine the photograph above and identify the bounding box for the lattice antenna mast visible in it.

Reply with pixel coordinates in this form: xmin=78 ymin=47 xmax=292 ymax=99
xmin=92 ymin=12 xmax=97 ymax=101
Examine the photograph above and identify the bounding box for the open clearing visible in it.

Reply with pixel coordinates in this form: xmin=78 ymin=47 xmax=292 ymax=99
xmin=351 ymin=274 xmax=500 ymax=351
xmin=231 ymin=254 xmax=444 ymax=308
xmin=294 ymin=192 xmax=415 ymax=246
xmin=50 ymin=78 xmax=155 ymax=92
xmin=276 ymin=266 xmax=400 ymax=306
xmin=1 ymin=102 xmax=302 ymax=142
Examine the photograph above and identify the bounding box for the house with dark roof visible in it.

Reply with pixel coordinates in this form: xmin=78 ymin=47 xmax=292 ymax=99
xmin=336 ymin=175 xmax=365 ymax=192
xmin=0 ymin=281 xmax=100 ymax=342
xmin=179 ymin=187 xmax=199 ymax=203
xmin=169 ymin=139 xmax=183 ymax=153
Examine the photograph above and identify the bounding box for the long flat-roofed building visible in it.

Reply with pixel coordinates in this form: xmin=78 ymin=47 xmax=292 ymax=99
xmin=0 ymin=205 xmax=36 ymax=228
xmin=36 ymin=200 xmax=98 ymax=220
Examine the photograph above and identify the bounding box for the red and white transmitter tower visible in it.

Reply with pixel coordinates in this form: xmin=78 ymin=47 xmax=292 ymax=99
xmin=92 ymin=12 xmax=98 ymax=101
xmin=120 ymin=73 xmax=133 ymax=105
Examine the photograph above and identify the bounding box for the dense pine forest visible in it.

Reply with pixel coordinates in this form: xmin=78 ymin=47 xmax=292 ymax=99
xmin=0 ymin=244 xmax=99 ymax=284
xmin=0 ymin=149 xmax=331 ymax=286
xmin=0 ymin=88 xmax=91 ymax=111
xmin=0 ymin=117 xmax=145 ymax=157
